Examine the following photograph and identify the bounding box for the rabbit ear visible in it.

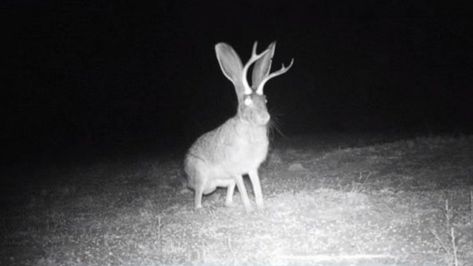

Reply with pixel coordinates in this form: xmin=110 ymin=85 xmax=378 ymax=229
xmin=215 ymin=43 xmax=243 ymax=85
xmin=251 ymin=42 xmax=276 ymax=91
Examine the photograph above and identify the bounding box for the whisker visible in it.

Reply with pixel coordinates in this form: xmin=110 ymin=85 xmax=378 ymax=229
xmin=268 ymin=107 xmax=286 ymax=140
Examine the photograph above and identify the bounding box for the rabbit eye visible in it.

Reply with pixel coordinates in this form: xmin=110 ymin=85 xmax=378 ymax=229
xmin=244 ymin=97 xmax=253 ymax=106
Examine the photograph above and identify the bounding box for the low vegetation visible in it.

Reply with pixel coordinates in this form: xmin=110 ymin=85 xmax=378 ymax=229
xmin=2 ymin=134 xmax=473 ymax=265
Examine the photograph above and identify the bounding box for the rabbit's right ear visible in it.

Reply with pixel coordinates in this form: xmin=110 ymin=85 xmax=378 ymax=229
xmin=251 ymin=42 xmax=276 ymax=90
xmin=215 ymin=43 xmax=243 ymax=84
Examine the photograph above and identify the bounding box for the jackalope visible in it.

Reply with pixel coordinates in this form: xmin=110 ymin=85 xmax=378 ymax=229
xmin=184 ymin=41 xmax=293 ymax=211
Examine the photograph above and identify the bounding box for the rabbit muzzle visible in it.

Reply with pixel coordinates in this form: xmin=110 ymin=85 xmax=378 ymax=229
xmin=258 ymin=112 xmax=271 ymax=125
xmin=239 ymin=94 xmax=271 ymax=126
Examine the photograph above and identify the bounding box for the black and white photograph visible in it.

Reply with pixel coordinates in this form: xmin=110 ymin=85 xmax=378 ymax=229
xmin=2 ymin=1 xmax=473 ymax=265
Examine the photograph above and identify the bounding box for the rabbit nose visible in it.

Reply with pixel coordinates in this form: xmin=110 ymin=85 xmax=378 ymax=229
xmin=262 ymin=113 xmax=271 ymax=124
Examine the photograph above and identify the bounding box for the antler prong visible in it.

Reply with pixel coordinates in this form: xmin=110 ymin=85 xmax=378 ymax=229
xmin=256 ymin=58 xmax=294 ymax=95
xmin=242 ymin=42 xmax=269 ymax=95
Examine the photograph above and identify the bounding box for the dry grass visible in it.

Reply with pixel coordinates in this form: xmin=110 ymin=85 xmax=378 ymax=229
xmin=2 ymin=134 xmax=473 ymax=265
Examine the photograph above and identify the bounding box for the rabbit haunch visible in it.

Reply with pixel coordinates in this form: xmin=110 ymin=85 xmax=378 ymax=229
xmin=185 ymin=117 xmax=268 ymax=190
xmin=184 ymin=41 xmax=293 ymax=211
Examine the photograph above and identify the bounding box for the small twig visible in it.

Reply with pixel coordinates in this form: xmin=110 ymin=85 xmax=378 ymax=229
xmin=470 ymin=187 xmax=473 ymax=225
xmin=429 ymin=228 xmax=450 ymax=254
xmin=157 ymin=215 xmax=162 ymax=234
xmin=361 ymin=171 xmax=374 ymax=184
xmin=227 ymin=236 xmax=237 ymax=264
xmin=351 ymin=171 xmax=374 ymax=192
xmin=445 ymin=199 xmax=451 ymax=231
xmin=450 ymin=227 xmax=458 ymax=266
xmin=435 ymin=197 xmax=459 ymax=266
xmin=207 ymin=207 xmax=217 ymax=219
xmin=157 ymin=215 xmax=163 ymax=256
xmin=379 ymin=202 xmax=395 ymax=215
xmin=445 ymin=197 xmax=460 ymax=266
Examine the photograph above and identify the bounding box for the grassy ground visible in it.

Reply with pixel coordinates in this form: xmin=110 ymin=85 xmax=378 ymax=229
xmin=2 ymin=133 xmax=473 ymax=265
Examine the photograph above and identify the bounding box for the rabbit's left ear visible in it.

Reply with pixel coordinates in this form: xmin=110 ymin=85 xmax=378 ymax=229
xmin=215 ymin=43 xmax=243 ymax=85
xmin=251 ymin=42 xmax=276 ymax=90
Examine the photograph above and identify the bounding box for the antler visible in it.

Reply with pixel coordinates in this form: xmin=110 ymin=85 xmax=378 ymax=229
xmin=242 ymin=42 xmax=269 ymax=95
xmin=256 ymin=58 xmax=294 ymax=95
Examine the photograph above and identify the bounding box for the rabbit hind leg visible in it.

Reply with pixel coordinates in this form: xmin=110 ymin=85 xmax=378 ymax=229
xmin=208 ymin=178 xmax=236 ymax=207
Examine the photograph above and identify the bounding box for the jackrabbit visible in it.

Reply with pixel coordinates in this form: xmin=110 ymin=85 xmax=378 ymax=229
xmin=184 ymin=41 xmax=293 ymax=211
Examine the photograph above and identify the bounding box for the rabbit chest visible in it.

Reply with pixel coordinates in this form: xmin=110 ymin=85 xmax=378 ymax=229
xmin=223 ymin=123 xmax=269 ymax=171
xmin=186 ymin=119 xmax=269 ymax=179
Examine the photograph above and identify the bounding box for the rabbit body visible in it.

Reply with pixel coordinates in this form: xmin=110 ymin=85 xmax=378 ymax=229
xmin=184 ymin=41 xmax=292 ymax=211
xmin=185 ymin=117 xmax=268 ymax=194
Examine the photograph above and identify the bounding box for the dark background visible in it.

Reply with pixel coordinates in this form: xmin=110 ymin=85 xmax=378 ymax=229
xmin=2 ymin=1 xmax=473 ymax=164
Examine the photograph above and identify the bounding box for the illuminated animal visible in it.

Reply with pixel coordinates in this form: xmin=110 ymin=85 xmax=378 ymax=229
xmin=184 ymin=41 xmax=293 ymax=211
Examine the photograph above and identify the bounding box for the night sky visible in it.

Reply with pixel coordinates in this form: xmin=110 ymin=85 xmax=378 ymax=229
xmin=3 ymin=1 xmax=473 ymax=164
